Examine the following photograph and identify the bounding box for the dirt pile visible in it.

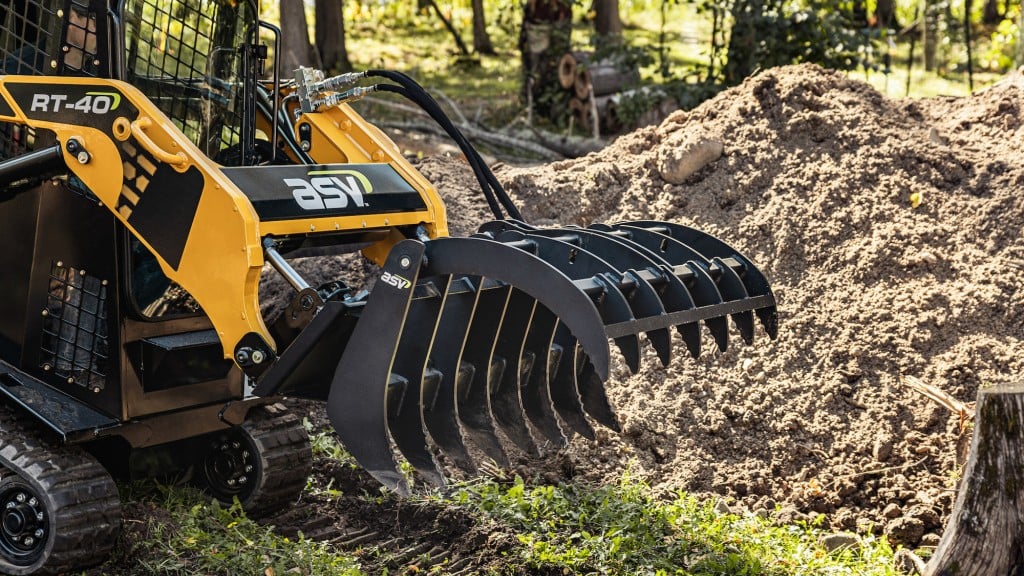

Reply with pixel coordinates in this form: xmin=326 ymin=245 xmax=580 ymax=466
xmin=486 ymin=64 xmax=1024 ymax=546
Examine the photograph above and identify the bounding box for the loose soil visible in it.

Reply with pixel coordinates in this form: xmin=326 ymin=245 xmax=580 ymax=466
xmin=104 ymin=63 xmax=1024 ymax=574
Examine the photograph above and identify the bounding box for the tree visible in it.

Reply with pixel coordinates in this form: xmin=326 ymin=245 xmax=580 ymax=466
xmin=279 ymin=0 xmax=316 ymax=75
xmin=471 ymin=0 xmax=496 ymax=55
xmin=316 ymin=0 xmax=352 ymax=73
xmin=593 ymin=0 xmax=623 ymax=39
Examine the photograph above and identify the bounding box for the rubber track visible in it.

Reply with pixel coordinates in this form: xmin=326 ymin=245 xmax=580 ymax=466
xmin=0 ymin=405 xmax=121 ymax=575
xmin=238 ymin=405 xmax=313 ymax=516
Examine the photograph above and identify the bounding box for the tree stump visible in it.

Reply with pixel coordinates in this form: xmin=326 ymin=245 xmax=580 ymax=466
xmin=925 ymin=382 xmax=1024 ymax=575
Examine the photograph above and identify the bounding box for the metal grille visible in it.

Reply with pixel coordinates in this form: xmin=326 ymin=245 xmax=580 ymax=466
xmin=124 ymin=0 xmax=256 ymax=164
xmin=41 ymin=262 xmax=110 ymax=392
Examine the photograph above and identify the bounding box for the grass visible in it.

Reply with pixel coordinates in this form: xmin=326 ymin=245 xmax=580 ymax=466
xmin=97 ymin=430 xmax=904 ymax=575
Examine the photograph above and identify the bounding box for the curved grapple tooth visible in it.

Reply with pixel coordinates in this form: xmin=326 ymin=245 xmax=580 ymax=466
xmin=621 ymin=221 xmax=779 ymax=339
xmin=486 ymin=228 xmax=642 ymax=373
xmin=328 ymin=241 xmax=426 ymax=495
xmin=387 ymin=276 xmax=449 ymax=487
xmin=575 ymin=350 xmax=620 ymax=432
xmin=520 ymin=305 xmax=568 ymax=447
xmin=486 ymin=222 xmax=673 ymax=367
xmin=457 ymin=282 xmax=512 ymax=467
xmin=423 ymin=276 xmax=479 ymax=474
xmin=489 ymin=289 xmax=541 ymax=457
xmin=549 ymin=325 xmax=595 ymax=439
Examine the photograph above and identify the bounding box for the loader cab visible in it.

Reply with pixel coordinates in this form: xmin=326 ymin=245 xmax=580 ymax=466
xmin=0 ymin=0 xmax=263 ymax=427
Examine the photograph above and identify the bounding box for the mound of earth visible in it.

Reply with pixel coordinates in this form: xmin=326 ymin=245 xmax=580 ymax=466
xmin=256 ymin=63 xmax=1023 ymax=559
xmin=493 ymin=63 xmax=1024 ymax=547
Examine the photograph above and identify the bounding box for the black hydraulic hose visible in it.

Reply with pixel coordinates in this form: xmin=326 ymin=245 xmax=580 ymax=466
xmin=373 ymin=83 xmax=505 ymax=220
xmin=366 ymin=70 xmax=523 ymax=221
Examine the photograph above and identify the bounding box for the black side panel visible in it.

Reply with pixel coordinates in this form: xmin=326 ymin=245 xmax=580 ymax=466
xmin=0 ymin=184 xmax=41 ymax=363
xmin=23 ymin=181 xmax=122 ymax=418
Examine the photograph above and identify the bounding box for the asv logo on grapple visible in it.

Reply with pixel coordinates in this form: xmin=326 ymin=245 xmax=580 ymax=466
xmin=285 ymin=169 xmax=371 ymax=211
xmin=380 ymin=271 xmax=411 ymax=290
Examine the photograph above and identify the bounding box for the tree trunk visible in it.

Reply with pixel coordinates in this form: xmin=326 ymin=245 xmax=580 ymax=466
xmin=471 ymin=0 xmax=496 ymax=55
xmin=520 ymin=0 xmax=573 ymax=119
xmin=874 ymin=0 xmax=899 ymax=28
xmin=982 ymin=0 xmax=1002 ymax=25
xmin=924 ymin=382 xmax=1024 ymax=575
xmin=593 ymin=0 xmax=623 ymax=38
xmin=923 ymin=0 xmax=939 ymax=71
xmin=724 ymin=0 xmax=763 ymax=85
xmin=279 ymin=0 xmax=316 ymax=76
xmin=316 ymin=0 xmax=352 ymax=73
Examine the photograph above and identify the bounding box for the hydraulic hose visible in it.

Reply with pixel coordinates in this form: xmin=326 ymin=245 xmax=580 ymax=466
xmin=366 ymin=70 xmax=523 ymax=221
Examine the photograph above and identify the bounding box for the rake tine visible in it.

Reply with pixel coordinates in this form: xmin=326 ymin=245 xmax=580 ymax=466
xmin=575 ymin=350 xmax=620 ymax=432
xmin=549 ymin=325 xmax=595 ymax=439
xmin=489 ymin=289 xmax=541 ymax=457
xmin=457 ymin=282 xmax=512 ymax=467
xmin=520 ymin=305 xmax=568 ymax=447
xmin=622 ymin=220 xmax=779 ymax=339
xmin=490 ymin=222 xmax=674 ymax=367
xmin=329 ymin=240 xmax=425 ymax=495
xmin=387 ymin=277 xmax=450 ymax=487
xmin=710 ymin=256 xmax=755 ymax=344
xmin=423 ymin=276 xmax=479 ymax=474
xmin=489 ymin=229 xmax=642 ymax=373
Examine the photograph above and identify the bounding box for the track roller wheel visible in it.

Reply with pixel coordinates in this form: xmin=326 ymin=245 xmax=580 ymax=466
xmin=0 ymin=405 xmax=121 ymax=575
xmin=199 ymin=404 xmax=312 ymax=516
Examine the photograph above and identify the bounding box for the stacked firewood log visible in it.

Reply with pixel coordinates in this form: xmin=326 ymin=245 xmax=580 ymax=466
xmin=557 ymin=51 xmax=642 ymax=137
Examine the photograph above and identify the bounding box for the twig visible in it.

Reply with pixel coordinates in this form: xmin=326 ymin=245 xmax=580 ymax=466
xmin=900 ymin=374 xmax=975 ymax=429
xmin=822 ymin=455 xmax=930 ymax=489
xmin=433 ymin=88 xmax=469 ymax=125
xmin=379 ymin=120 xmax=562 ymax=161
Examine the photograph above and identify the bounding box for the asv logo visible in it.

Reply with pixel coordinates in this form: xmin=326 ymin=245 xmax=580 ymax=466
xmin=380 ymin=271 xmax=411 ymax=290
xmin=30 ymin=92 xmax=121 ymax=114
xmin=285 ymin=169 xmax=372 ymax=211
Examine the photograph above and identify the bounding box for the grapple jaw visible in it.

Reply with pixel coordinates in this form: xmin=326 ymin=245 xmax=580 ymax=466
xmin=326 ymin=220 xmax=778 ymax=492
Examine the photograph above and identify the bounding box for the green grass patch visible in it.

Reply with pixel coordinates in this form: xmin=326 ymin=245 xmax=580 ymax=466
xmin=447 ymin=475 xmax=898 ymax=576
xmin=108 ymin=484 xmax=364 ymax=576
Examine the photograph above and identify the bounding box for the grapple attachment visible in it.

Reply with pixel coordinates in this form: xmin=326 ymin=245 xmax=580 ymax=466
xmin=327 ymin=220 xmax=778 ymax=492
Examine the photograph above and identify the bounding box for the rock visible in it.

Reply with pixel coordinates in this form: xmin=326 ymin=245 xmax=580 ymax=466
xmin=820 ymin=532 xmax=860 ymax=552
xmin=714 ymin=499 xmax=732 ymax=515
xmin=656 ymin=134 xmax=724 ymax=184
xmin=873 ymin=437 xmax=893 ymax=462
xmin=920 ymin=532 xmax=941 ymax=546
xmin=882 ymin=503 xmax=902 ymax=519
xmin=885 ymin=516 xmax=925 ymax=546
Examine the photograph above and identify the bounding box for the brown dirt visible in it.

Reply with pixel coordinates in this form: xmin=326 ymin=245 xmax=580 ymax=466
xmin=100 ymin=63 xmax=1024 ymax=573
xmin=493 ymin=64 xmax=1024 ymax=546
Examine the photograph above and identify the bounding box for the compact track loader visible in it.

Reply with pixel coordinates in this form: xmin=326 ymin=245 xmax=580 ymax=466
xmin=0 ymin=0 xmax=777 ymax=573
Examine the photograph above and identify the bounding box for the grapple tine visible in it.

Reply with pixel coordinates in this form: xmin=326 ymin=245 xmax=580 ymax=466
xmin=457 ymin=283 xmax=512 ymax=467
xmin=422 ymin=276 xmax=479 ymax=474
xmin=423 ymin=236 xmax=611 ymax=380
xmin=710 ymin=256 xmax=755 ymax=344
xmin=575 ymin=350 xmax=620 ymax=432
xmin=622 ymin=220 xmax=779 ymax=339
xmin=549 ymin=326 xmax=596 ymax=439
xmin=486 ymin=229 xmax=642 ymax=372
xmin=328 ymin=240 xmax=424 ymax=496
xmin=682 ymin=263 xmax=729 ymax=352
xmin=387 ymin=276 xmax=450 ymax=487
xmin=489 ymin=289 xmax=541 ymax=457
xmin=520 ymin=305 xmax=568 ymax=447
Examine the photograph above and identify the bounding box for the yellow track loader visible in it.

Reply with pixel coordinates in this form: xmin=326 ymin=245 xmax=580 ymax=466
xmin=0 ymin=0 xmax=777 ymax=573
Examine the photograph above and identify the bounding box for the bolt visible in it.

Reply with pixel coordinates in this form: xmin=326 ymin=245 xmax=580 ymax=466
xmin=399 ymin=256 xmax=411 ymax=269
xmin=41 ymin=310 xmax=48 ymax=317
xmin=16 ymin=493 xmax=25 ymax=503
xmin=251 ymin=350 xmax=265 ymax=364
xmin=300 ymin=141 xmax=311 ymax=151
xmin=232 ymin=442 xmax=241 ymax=449
xmin=23 ymin=537 xmax=33 ymax=546
xmin=33 ymin=529 xmax=43 ymax=538
xmin=238 ymin=476 xmax=247 ymax=485
xmin=245 ymin=465 xmax=253 ymax=473
xmin=6 ymin=502 xmax=15 ymax=509
xmin=227 ymin=479 xmax=236 ymax=486
xmin=299 ymin=294 xmax=315 ymax=310
xmin=235 ymin=348 xmax=251 ymax=364
xmin=28 ymin=498 xmax=36 ymax=507
xmin=77 ymin=150 xmax=90 ymax=164
xmin=35 ymin=512 xmax=42 ymax=521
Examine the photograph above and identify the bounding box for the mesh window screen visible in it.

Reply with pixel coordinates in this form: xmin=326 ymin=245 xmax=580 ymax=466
xmin=124 ymin=0 xmax=256 ymax=164
xmin=41 ymin=262 xmax=110 ymax=392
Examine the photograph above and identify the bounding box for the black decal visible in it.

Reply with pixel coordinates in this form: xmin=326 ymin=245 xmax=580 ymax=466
xmin=0 ymin=93 xmax=14 ymax=118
